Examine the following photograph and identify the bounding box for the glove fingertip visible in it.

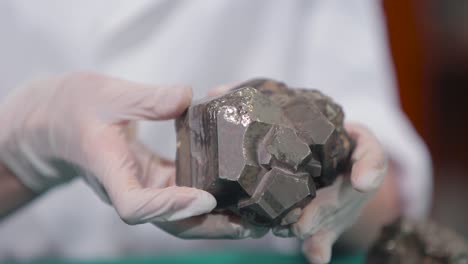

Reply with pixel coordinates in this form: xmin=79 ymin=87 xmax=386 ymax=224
xmin=207 ymin=83 xmax=238 ymax=97
xmin=302 ymin=235 xmax=333 ymax=264
xmin=166 ymin=188 xmax=217 ymax=221
xmin=272 ymin=226 xmax=294 ymax=238
xmin=234 ymin=225 xmax=269 ymax=239
xmin=154 ymin=85 xmax=193 ymax=119
xmin=195 ymin=189 xmax=217 ymax=212
xmin=351 ymin=168 xmax=386 ymax=193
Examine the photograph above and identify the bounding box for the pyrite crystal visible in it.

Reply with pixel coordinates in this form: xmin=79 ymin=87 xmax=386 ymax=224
xmin=176 ymin=79 xmax=354 ymax=227
xmin=367 ymin=218 xmax=468 ymax=264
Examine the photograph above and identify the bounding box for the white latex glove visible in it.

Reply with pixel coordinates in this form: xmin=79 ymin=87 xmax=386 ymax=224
xmin=0 ymin=72 xmax=219 ymax=225
xmin=0 ymin=72 xmax=267 ymax=239
xmin=273 ymin=123 xmax=388 ymax=264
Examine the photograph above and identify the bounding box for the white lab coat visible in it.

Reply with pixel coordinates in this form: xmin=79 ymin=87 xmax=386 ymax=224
xmin=0 ymin=0 xmax=432 ymax=260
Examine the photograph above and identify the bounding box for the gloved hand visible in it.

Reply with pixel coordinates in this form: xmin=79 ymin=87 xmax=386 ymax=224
xmin=0 ymin=72 xmax=219 ymax=226
xmin=0 ymin=73 xmax=267 ymax=239
xmin=273 ymin=123 xmax=388 ymax=264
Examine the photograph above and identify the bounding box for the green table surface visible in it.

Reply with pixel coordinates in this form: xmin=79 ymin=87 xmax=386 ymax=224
xmin=9 ymin=252 xmax=365 ymax=264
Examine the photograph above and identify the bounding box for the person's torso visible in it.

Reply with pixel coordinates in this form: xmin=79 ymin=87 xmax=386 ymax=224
xmin=0 ymin=0 xmax=397 ymax=259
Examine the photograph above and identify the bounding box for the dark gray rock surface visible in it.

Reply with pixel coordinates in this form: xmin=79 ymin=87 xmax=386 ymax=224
xmin=176 ymin=78 xmax=354 ymax=226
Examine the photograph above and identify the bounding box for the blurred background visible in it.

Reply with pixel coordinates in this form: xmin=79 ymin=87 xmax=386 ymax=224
xmin=383 ymin=0 xmax=468 ymax=234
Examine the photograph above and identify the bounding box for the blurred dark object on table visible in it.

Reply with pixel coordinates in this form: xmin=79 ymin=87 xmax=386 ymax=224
xmin=366 ymin=218 xmax=468 ymax=264
xmin=383 ymin=0 xmax=468 ymax=235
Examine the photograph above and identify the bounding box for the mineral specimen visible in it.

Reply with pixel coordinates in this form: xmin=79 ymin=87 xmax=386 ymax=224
xmin=367 ymin=218 xmax=468 ymax=264
xmin=175 ymin=78 xmax=354 ymax=227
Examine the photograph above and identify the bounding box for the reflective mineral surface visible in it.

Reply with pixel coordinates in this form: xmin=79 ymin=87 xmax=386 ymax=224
xmin=176 ymin=79 xmax=354 ymax=227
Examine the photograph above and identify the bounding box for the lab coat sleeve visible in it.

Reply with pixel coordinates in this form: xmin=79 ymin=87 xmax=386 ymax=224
xmin=313 ymin=0 xmax=434 ymax=220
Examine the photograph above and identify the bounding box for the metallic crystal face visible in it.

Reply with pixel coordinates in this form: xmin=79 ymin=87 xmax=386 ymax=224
xmin=176 ymin=79 xmax=354 ymax=226
xmin=263 ymin=126 xmax=311 ymax=171
xmin=238 ymin=168 xmax=315 ymax=226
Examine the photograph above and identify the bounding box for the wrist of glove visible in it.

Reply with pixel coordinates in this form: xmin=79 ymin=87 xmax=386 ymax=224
xmin=0 ymin=77 xmax=76 ymax=192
